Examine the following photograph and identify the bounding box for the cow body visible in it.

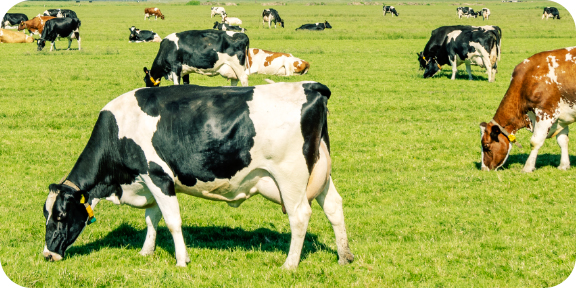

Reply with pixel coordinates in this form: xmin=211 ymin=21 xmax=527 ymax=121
xmin=542 ymin=7 xmax=560 ymax=20
xmin=295 ymin=21 xmax=332 ymax=31
xmin=480 ymin=47 xmax=576 ymax=172
xmin=129 ymin=26 xmax=161 ymax=43
xmin=262 ymin=8 xmax=284 ymax=28
xmin=246 ymin=48 xmax=309 ymax=76
xmin=0 ymin=29 xmax=34 ymax=43
xmin=143 ymin=30 xmax=249 ymax=87
xmin=18 ymin=16 xmax=56 ymax=36
xmin=37 ymin=17 xmax=81 ymax=51
xmin=42 ymin=82 xmax=354 ymax=269
xmin=2 ymin=13 xmax=28 ymax=29
xmin=481 ymin=8 xmax=490 ymax=20
xmin=221 ymin=14 xmax=242 ymax=26
xmin=43 ymin=9 xmax=77 ymax=19
xmin=213 ymin=22 xmax=245 ymax=33
xmin=144 ymin=8 xmax=164 ymax=20
xmin=457 ymin=7 xmax=477 ymax=19
xmin=383 ymin=6 xmax=399 ymax=17
xmin=210 ymin=7 xmax=226 ymax=18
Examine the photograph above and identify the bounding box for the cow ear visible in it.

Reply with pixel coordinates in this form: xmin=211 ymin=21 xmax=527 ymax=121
xmin=490 ymin=125 xmax=501 ymax=142
xmin=480 ymin=122 xmax=487 ymax=134
xmin=143 ymin=67 xmax=149 ymax=74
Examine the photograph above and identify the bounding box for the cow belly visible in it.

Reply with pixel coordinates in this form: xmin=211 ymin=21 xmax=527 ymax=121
xmin=556 ymin=99 xmax=576 ymax=126
xmin=181 ymin=52 xmax=243 ymax=79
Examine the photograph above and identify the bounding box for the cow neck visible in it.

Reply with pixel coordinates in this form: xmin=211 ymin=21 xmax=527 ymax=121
xmin=492 ymin=89 xmax=527 ymax=135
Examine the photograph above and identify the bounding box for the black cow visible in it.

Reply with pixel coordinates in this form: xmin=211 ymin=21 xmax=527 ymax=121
xmin=295 ymin=21 xmax=332 ymax=31
xmin=542 ymin=7 xmax=560 ymax=20
xmin=144 ymin=30 xmax=249 ymax=87
xmin=41 ymin=82 xmax=353 ymax=269
xmin=419 ymin=25 xmax=501 ymax=82
xmin=43 ymin=9 xmax=77 ymax=19
xmin=262 ymin=8 xmax=284 ymax=28
xmin=129 ymin=26 xmax=161 ymax=43
xmin=212 ymin=21 xmax=246 ymax=33
xmin=37 ymin=17 xmax=81 ymax=51
xmin=2 ymin=13 xmax=28 ymax=29
xmin=383 ymin=6 xmax=399 ymax=17
xmin=457 ymin=7 xmax=477 ymax=19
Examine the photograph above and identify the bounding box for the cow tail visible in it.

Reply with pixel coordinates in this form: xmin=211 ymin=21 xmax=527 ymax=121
xmin=244 ymin=38 xmax=250 ymax=72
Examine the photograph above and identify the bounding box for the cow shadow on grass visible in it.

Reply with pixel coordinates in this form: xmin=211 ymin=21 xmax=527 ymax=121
xmin=474 ymin=153 xmax=576 ymax=170
xmin=437 ymin=70 xmax=489 ymax=81
xmin=67 ymin=223 xmax=334 ymax=261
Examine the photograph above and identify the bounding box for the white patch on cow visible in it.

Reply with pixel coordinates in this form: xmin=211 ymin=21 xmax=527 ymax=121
xmin=566 ymin=53 xmax=573 ymax=62
xmin=523 ymin=59 xmax=530 ymax=64
xmin=181 ymin=52 xmax=247 ymax=86
xmin=546 ymin=56 xmax=559 ymax=84
xmin=447 ymin=30 xmax=462 ymax=43
xmin=566 ymin=47 xmax=576 ymax=52
xmin=154 ymin=8 xmax=158 ymax=11
xmin=479 ymin=25 xmax=495 ymax=31
xmin=165 ymin=33 xmax=179 ymax=50
xmin=45 ymin=191 xmax=58 ymax=225
xmin=226 ymin=31 xmax=236 ymax=37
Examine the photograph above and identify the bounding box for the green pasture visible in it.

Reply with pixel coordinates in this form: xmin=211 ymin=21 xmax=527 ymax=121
xmin=1 ymin=0 xmax=575 ymax=286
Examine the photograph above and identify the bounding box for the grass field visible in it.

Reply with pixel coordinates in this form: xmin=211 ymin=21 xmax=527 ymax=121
xmin=1 ymin=0 xmax=576 ymax=286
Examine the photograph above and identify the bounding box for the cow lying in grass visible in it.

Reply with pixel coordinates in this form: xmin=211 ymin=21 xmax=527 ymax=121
xmin=295 ymin=21 xmax=332 ymax=31
xmin=0 ymin=29 xmax=34 ymax=43
xmin=246 ymin=48 xmax=309 ymax=76
xmin=129 ymin=26 xmax=161 ymax=43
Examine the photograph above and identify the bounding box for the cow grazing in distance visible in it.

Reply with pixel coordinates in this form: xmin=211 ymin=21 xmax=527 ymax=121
xmin=18 ymin=16 xmax=56 ymax=36
xmin=37 ymin=17 xmax=81 ymax=51
xmin=457 ymin=7 xmax=477 ymax=19
xmin=542 ymin=7 xmax=560 ymax=20
xmin=41 ymin=81 xmax=354 ymax=269
xmin=295 ymin=21 xmax=332 ymax=31
xmin=212 ymin=22 xmax=246 ymax=33
xmin=144 ymin=8 xmax=165 ymax=20
xmin=2 ymin=13 xmax=28 ymax=29
xmin=383 ymin=6 xmax=399 ymax=17
xmin=480 ymin=47 xmax=576 ymax=172
xmin=419 ymin=25 xmax=500 ymax=82
xmin=144 ymin=30 xmax=249 ymax=87
xmin=246 ymin=48 xmax=309 ymax=76
xmin=221 ymin=13 xmax=242 ymax=25
xmin=262 ymin=8 xmax=284 ymax=28
xmin=211 ymin=7 xmax=226 ymax=18
xmin=481 ymin=8 xmax=490 ymax=20
xmin=129 ymin=26 xmax=161 ymax=43
xmin=43 ymin=9 xmax=77 ymax=19
xmin=0 ymin=29 xmax=34 ymax=43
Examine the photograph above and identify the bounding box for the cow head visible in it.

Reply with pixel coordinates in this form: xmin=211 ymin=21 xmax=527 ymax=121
xmin=213 ymin=21 xmax=219 ymax=29
xmin=37 ymin=39 xmax=46 ymax=51
xmin=143 ymin=67 xmax=161 ymax=87
xmin=423 ymin=57 xmax=442 ymax=78
xmin=129 ymin=26 xmax=138 ymax=41
xmin=416 ymin=52 xmax=427 ymax=70
xmin=479 ymin=122 xmax=513 ymax=171
xmin=160 ymin=15 xmax=165 ymax=20
xmin=43 ymin=184 xmax=90 ymax=261
xmin=324 ymin=21 xmax=332 ymax=29
xmin=18 ymin=21 xmax=27 ymax=31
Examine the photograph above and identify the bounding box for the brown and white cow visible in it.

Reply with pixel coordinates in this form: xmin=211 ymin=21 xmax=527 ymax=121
xmin=145 ymin=8 xmax=165 ymax=20
xmin=480 ymin=47 xmax=576 ymax=172
xmin=18 ymin=16 xmax=56 ymax=36
xmin=0 ymin=28 xmax=34 ymax=43
xmin=246 ymin=48 xmax=310 ymax=76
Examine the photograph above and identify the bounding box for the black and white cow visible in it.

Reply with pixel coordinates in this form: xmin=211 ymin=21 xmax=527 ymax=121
xmin=129 ymin=26 xmax=161 ymax=43
xmin=210 ymin=7 xmax=226 ymax=18
xmin=457 ymin=7 xmax=477 ymax=19
xmin=143 ymin=30 xmax=249 ymax=87
xmin=542 ymin=7 xmax=560 ymax=20
xmin=41 ymin=81 xmax=354 ymax=269
xmin=480 ymin=8 xmax=490 ymax=20
xmin=295 ymin=21 xmax=332 ymax=31
xmin=383 ymin=6 xmax=399 ymax=17
xmin=262 ymin=8 xmax=284 ymax=28
xmin=37 ymin=17 xmax=81 ymax=51
xmin=2 ymin=13 xmax=28 ymax=29
xmin=419 ymin=25 xmax=501 ymax=82
xmin=212 ymin=21 xmax=246 ymax=33
xmin=43 ymin=9 xmax=78 ymax=19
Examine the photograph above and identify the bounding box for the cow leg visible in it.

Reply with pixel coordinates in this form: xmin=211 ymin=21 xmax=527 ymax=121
xmin=279 ymin=181 xmax=312 ymax=269
xmin=316 ymin=178 xmax=354 ymax=266
xmin=227 ymin=62 xmax=249 ymax=86
xmin=557 ymin=126 xmax=570 ymax=170
xmin=523 ymin=118 xmax=556 ymax=172
xmin=450 ymin=56 xmax=458 ymax=80
xmin=139 ymin=203 xmax=162 ymax=256
xmin=77 ymin=34 xmax=81 ymax=50
xmin=67 ymin=37 xmax=72 ymax=50
xmin=182 ymin=74 xmax=190 ymax=85
xmin=230 ymin=79 xmax=239 ymax=86
xmin=465 ymin=61 xmax=473 ymax=81
xmin=50 ymin=41 xmax=55 ymax=52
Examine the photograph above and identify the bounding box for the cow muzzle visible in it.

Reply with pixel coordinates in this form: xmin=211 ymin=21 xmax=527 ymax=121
xmin=42 ymin=246 xmax=63 ymax=261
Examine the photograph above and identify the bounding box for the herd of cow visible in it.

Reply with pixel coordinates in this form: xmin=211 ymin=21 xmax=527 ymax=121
xmin=1 ymin=3 xmax=573 ymax=270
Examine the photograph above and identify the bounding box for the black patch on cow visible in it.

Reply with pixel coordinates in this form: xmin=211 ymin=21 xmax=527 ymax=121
xmin=148 ymin=161 xmax=175 ymax=196
xmin=301 ymin=83 xmax=331 ymax=173
xmin=2 ymin=13 xmax=28 ymax=28
xmin=134 ymin=85 xmax=256 ymax=186
xmin=490 ymin=125 xmax=501 ymax=142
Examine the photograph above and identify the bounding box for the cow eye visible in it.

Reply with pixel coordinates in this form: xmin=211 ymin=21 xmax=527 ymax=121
xmin=482 ymin=144 xmax=491 ymax=152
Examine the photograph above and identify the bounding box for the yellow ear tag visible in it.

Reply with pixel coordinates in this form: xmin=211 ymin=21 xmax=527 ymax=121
xmin=423 ymin=56 xmax=426 ymax=60
xmin=80 ymin=194 xmax=86 ymax=204
xmin=508 ymin=134 xmax=516 ymax=142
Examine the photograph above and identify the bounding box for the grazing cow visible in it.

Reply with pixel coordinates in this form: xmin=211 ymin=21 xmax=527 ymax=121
xmin=383 ymin=6 xmax=399 ymax=17
xmin=37 ymin=17 xmax=81 ymax=51
xmin=212 ymin=22 xmax=246 ymax=33
xmin=41 ymin=81 xmax=354 ymax=269
xmin=542 ymin=7 xmax=560 ymax=20
xmin=210 ymin=7 xmax=226 ymax=18
xmin=221 ymin=14 xmax=242 ymax=25
xmin=295 ymin=21 xmax=332 ymax=31
xmin=143 ymin=30 xmax=249 ymax=87
xmin=262 ymin=8 xmax=284 ymax=28
xmin=129 ymin=26 xmax=161 ymax=43
xmin=144 ymin=8 xmax=165 ymax=20
xmin=480 ymin=47 xmax=576 ymax=172
xmin=246 ymin=48 xmax=310 ymax=76
xmin=43 ymin=9 xmax=77 ymax=19
xmin=480 ymin=8 xmax=490 ymax=20
xmin=2 ymin=13 xmax=28 ymax=29
xmin=457 ymin=7 xmax=477 ymax=19
xmin=0 ymin=29 xmax=34 ymax=43
xmin=18 ymin=16 xmax=56 ymax=36
xmin=419 ymin=25 xmax=500 ymax=82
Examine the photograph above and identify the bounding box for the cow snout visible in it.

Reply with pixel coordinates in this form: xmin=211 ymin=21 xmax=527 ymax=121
xmin=42 ymin=247 xmax=63 ymax=261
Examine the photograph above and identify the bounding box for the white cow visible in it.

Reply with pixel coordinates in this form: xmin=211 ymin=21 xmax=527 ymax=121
xmin=211 ymin=7 xmax=226 ymax=18
xmin=222 ymin=13 xmax=242 ymax=25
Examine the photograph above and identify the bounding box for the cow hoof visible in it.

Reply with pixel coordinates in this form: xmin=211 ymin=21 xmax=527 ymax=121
xmin=280 ymin=263 xmax=298 ymax=270
xmin=186 ymin=255 xmax=191 ymax=263
xmin=521 ymin=167 xmax=535 ymax=173
xmin=175 ymin=261 xmax=188 ymax=267
xmin=338 ymin=252 xmax=354 ymax=265
xmin=139 ymin=249 xmax=154 ymax=256
xmin=558 ymin=165 xmax=570 ymax=171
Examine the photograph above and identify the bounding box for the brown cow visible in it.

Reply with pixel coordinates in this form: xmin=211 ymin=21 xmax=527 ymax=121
xmin=144 ymin=8 xmax=165 ymax=20
xmin=18 ymin=16 xmax=56 ymax=36
xmin=480 ymin=47 xmax=576 ymax=172
xmin=0 ymin=29 xmax=34 ymax=43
